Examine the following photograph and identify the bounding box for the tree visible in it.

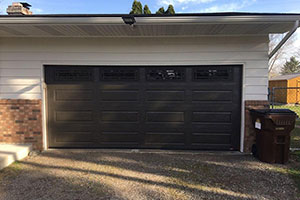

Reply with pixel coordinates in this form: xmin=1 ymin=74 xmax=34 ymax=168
xmin=280 ymin=56 xmax=300 ymax=75
xmin=156 ymin=7 xmax=165 ymax=15
xmin=269 ymin=34 xmax=299 ymax=76
xmin=129 ymin=1 xmax=175 ymax=15
xmin=130 ymin=0 xmax=143 ymax=14
xmin=156 ymin=5 xmax=176 ymax=15
xmin=165 ymin=5 xmax=175 ymax=15
xmin=143 ymin=5 xmax=151 ymax=14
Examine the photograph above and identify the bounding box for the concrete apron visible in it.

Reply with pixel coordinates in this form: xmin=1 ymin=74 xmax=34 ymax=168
xmin=0 ymin=144 xmax=32 ymax=170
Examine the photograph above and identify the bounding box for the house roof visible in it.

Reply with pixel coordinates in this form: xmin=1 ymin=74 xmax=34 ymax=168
xmin=270 ymin=73 xmax=300 ymax=81
xmin=0 ymin=12 xmax=299 ymax=37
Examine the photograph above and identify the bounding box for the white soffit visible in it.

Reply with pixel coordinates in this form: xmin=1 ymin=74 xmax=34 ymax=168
xmin=0 ymin=14 xmax=299 ymax=37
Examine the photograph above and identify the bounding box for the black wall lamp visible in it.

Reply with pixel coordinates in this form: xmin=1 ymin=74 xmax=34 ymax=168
xmin=122 ymin=16 xmax=136 ymax=26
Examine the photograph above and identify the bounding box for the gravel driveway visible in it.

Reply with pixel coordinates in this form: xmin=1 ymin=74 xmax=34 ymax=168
xmin=0 ymin=150 xmax=298 ymax=200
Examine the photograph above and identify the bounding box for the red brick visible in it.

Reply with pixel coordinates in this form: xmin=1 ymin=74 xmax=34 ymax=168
xmin=0 ymin=99 xmax=43 ymax=150
xmin=244 ymin=100 xmax=269 ymax=153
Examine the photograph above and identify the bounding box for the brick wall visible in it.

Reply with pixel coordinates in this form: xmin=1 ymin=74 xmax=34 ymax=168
xmin=244 ymin=100 xmax=269 ymax=153
xmin=0 ymin=99 xmax=43 ymax=150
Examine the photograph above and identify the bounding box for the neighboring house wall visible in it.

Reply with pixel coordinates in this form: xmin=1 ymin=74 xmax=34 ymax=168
xmin=269 ymin=78 xmax=300 ymax=104
xmin=287 ymin=77 xmax=300 ymax=103
xmin=0 ymin=36 xmax=269 ymax=152
xmin=269 ymin=80 xmax=288 ymax=103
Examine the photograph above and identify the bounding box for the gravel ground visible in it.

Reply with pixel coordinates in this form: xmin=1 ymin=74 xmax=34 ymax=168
xmin=0 ymin=150 xmax=298 ymax=200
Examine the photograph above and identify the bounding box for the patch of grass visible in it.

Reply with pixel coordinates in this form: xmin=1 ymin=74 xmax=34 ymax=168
xmin=289 ymin=151 xmax=300 ymax=196
xmin=291 ymin=127 xmax=300 ymax=149
xmin=0 ymin=161 xmax=23 ymax=181
xmin=272 ymin=152 xmax=300 ymax=196
xmin=291 ymin=151 xmax=300 ymax=161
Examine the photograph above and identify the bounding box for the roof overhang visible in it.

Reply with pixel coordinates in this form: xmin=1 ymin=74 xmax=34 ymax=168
xmin=0 ymin=13 xmax=299 ymax=37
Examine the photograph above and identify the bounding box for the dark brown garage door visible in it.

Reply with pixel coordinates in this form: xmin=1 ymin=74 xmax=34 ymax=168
xmin=45 ymin=65 xmax=242 ymax=150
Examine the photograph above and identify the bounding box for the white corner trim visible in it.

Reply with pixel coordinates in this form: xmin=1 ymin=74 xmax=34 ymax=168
xmin=240 ymin=64 xmax=246 ymax=152
xmin=41 ymin=64 xmax=48 ymax=150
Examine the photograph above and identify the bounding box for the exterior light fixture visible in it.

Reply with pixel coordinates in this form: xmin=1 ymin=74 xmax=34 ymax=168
xmin=122 ymin=16 xmax=136 ymax=26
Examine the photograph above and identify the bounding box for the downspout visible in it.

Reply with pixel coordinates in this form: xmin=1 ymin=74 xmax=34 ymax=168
xmin=269 ymin=20 xmax=299 ymax=60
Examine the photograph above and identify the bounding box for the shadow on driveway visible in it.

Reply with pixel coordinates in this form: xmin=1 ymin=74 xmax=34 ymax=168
xmin=0 ymin=150 xmax=298 ymax=200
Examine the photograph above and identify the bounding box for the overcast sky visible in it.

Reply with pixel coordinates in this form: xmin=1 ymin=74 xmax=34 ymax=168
xmin=0 ymin=0 xmax=299 ymax=54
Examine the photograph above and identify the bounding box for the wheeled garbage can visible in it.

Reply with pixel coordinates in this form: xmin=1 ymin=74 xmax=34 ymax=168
xmin=250 ymin=109 xmax=296 ymax=164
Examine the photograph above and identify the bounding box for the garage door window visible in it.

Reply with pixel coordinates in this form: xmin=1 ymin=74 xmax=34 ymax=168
xmin=193 ymin=68 xmax=232 ymax=81
xmin=55 ymin=69 xmax=93 ymax=81
xmin=146 ymin=68 xmax=185 ymax=81
xmin=100 ymin=69 xmax=139 ymax=81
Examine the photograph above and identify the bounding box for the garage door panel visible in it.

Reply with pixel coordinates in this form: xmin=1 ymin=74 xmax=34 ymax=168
xmin=52 ymin=103 xmax=95 ymax=110
xmin=192 ymin=91 xmax=233 ymax=101
xmin=101 ymin=131 xmax=139 ymax=135
xmin=55 ymin=90 xmax=93 ymax=101
xmin=192 ymin=123 xmax=232 ymax=133
xmin=51 ymin=142 xmax=95 ymax=148
xmin=145 ymin=123 xmax=185 ymax=132
xmin=101 ymin=112 xmax=139 ymax=122
xmin=145 ymin=133 xmax=185 ymax=145
xmin=190 ymin=103 xmax=234 ymax=112
xmin=56 ymin=111 xmax=94 ymax=122
xmin=190 ymin=144 xmax=232 ymax=150
xmin=100 ymin=134 xmax=139 ymax=143
xmin=56 ymin=132 xmax=94 ymax=143
xmin=101 ymin=90 xmax=139 ymax=101
xmin=99 ymin=84 xmax=140 ymax=90
xmin=101 ymin=102 xmax=141 ymax=111
xmin=191 ymin=133 xmax=231 ymax=145
xmin=189 ymin=83 xmax=235 ymax=89
xmin=145 ymin=84 xmax=187 ymax=88
xmin=146 ymin=112 xmax=184 ymax=122
xmin=50 ymin=85 xmax=93 ymax=89
xmin=101 ymin=123 xmax=140 ymax=132
xmin=51 ymin=124 xmax=96 ymax=132
xmin=46 ymin=65 xmax=242 ymax=150
xmin=192 ymin=112 xmax=231 ymax=122
xmin=146 ymin=91 xmax=185 ymax=101
xmin=98 ymin=143 xmax=140 ymax=147
xmin=145 ymin=103 xmax=187 ymax=111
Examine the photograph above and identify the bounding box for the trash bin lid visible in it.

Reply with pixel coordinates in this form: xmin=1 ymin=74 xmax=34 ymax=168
xmin=250 ymin=109 xmax=296 ymax=115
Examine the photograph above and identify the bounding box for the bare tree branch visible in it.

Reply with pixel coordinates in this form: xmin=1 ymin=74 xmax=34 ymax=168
xmin=269 ymin=33 xmax=299 ymax=75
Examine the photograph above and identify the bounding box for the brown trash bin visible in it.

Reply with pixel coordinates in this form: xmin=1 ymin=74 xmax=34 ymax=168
xmin=250 ymin=109 xmax=297 ymax=164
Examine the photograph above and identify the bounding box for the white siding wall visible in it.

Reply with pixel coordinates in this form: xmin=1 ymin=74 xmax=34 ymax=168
xmin=0 ymin=36 xmax=269 ymax=100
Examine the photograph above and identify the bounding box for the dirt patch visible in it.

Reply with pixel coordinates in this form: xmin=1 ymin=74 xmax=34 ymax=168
xmin=0 ymin=150 xmax=298 ymax=200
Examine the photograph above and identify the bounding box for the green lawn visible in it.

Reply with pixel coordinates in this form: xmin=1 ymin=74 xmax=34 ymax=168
xmin=289 ymin=151 xmax=300 ymax=196
xmin=291 ymin=126 xmax=300 ymax=149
